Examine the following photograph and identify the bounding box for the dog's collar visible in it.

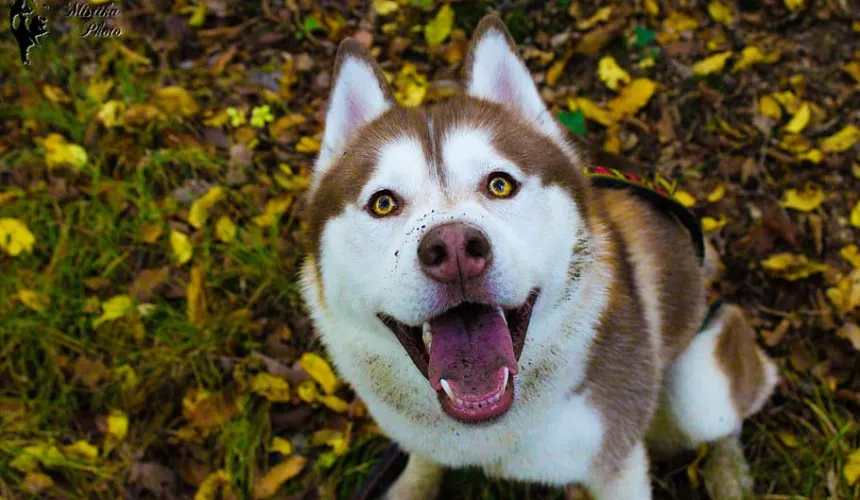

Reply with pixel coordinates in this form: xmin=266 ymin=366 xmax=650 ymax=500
xmin=582 ymin=165 xmax=706 ymax=265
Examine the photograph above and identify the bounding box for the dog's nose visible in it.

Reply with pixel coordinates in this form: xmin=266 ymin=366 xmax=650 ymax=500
xmin=418 ymin=222 xmax=492 ymax=283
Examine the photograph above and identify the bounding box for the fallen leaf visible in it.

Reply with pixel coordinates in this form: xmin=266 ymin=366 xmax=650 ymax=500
xmin=608 ymin=78 xmax=656 ymax=118
xmin=393 ymin=63 xmax=428 ymax=107
xmin=296 ymin=379 xmax=319 ymax=403
xmin=784 ymin=0 xmax=806 ymax=11
xmin=784 ymin=102 xmax=811 ymax=134
xmin=254 ymin=196 xmax=293 ymax=227
xmin=250 ymin=373 xmax=291 ymax=402
xmin=837 ymin=323 xmax=860 ymax=351
xmin=187 ymin=265 xmax=207 ymax=326
xmin=781 ymin=183 xmax=824 ymax=212
xmin=841 ymin=245 xmax=860 ymax=269
xmin=761 ymin=252 xmax=829 ymax=280
xmin=843 ymin=61 xmax=860 ymax=83
xmin=819 ymin=125 xmax=859 ymax=153
xmin=10 ymin=444 xmax=63 ymax=472
xmin=155 ymin=86 xmax=200 ymax=117
xmin=0 ymin=218 xmax=35 ymax=256
xmin=776 ymin=430 xmax=800 ymax=448
xmin=271 ymin=437 xmax=292 ymax=456
xmin=141 ymin=222 xmax=163 ymax=243
xmin=17 ymin=289 xmax=50 ymax=312
xmin=94 ymin=295 xmax=134 ymax=327
xmin=568 ymin=97 xmax=613 ymax=126
xmin=701 ymin=216 xmax=728 ymax=233
xmin=577 ymin=6 xmax=613 ymax=30
xmin=692 ymin=51 xmax=733 ymax=76
xmin=170 ymin=230 xmax=193 ymax=264
xmin=827 ymin=270 xmax=860 ymax=315
xmin=772 ymin=90 xmax=800 ymax=114
xmin=707 ymin=184 xmax=726 ymax=203
xmin=188 ymin=186 xmax=225 ymax=229
xmin=252 ymin=456 xmax=307 ymax=499
xmin=707 ymin=1 xmax=734 ymax=26
xmin=373 ymin=0 xmax=399 ymax=16
xmin=558 ymin=110 xmax=587 ymax=135
xmin=107 ymin=409 xmax=129 ymax=443
xmin=317 ymin=394 xmax=350 ymax=413
xmin=216 ymin=216 xmax=237 ymax=243
xmin=20 ymin=471 xmax=53 ymax=494
xmin=194 ymin=470 xmax=234 ymax=500
xmin=597 ymin=56 xmax=631 ymax=91
xmin=250 ymin=105 xmax=274 ymax=128
xmin=97 ymin=100 xmax=125 ymax=127
xmin=424 ymin=4 xmax=454 ymax=47
xmin=87 ymin=79 xmax=114 ymax=102
xmin=299 ymin=353 xmax=338 ymax=394
xmin=295 ymin=136 xmax=321 ymax=153
xmin=852 ymin=201 xmax=860 ymax=228
xmin=41 ymin=133 xmax=88 ymax=169
xmin=674 ymin=190 xmax=696 ymax=208
xmin=63 ymin=440 xmax=99 ymax=459
xmin=797 ymin=149 xmax=823 ymax=164
xmin=846 ymin=449 xmax=860 ymax=485
xmin=731 ymin=46 xmax=780 ymax=72
xmin=758 ymin=95 xmax=783 ymax=121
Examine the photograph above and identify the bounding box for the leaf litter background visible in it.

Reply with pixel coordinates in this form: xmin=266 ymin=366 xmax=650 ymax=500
xmin=1 ymin=0 xmax=859 ymax=498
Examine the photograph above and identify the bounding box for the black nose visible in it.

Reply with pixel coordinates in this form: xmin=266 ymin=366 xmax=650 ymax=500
xmin=417 ymin=222 xmax=492 ymax=283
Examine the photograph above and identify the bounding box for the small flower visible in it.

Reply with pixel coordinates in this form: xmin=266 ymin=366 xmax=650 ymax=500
xmin=226 ymin=107 xmax=246 ymax=127
xmin=250 ymin=105 xmax=275 ymax=128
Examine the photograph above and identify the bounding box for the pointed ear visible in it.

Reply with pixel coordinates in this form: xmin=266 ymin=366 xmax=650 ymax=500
xmin=317 ymin=39 xmax=394 ymax=174
xmin=462 ymin=15 xmax=564 ymax=142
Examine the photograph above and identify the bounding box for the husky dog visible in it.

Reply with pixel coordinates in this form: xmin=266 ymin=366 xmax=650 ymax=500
xmin=299 ymin=14 xmax=778 ymax=500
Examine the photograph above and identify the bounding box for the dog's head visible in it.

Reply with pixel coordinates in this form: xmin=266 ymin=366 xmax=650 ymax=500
xmin=301 ymin=16 xmax=597 ymax=426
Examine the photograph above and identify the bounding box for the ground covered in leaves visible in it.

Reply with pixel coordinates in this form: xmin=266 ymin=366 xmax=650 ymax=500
xmin=1 ymin=0 xmax=859 ymax=498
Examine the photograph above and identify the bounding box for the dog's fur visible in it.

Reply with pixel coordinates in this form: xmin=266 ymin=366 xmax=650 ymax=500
xmin=299 ymin=15 xmax=779 ymax=500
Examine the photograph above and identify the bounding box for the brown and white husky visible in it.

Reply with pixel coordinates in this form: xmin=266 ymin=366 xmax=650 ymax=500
xmin=299 ymin=15 xmax=778 ymax=500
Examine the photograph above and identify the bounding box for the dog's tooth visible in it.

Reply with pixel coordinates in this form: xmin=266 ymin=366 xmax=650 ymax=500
xmin=501 ymin=367 xmax=510 ymax=394
xmin=422 ymin=322 xmax=433 ymax=351
xmin=496 ymin=306 xmax=507 ymax=325
xmin=440 ymin=379 xmax=455 ymax=401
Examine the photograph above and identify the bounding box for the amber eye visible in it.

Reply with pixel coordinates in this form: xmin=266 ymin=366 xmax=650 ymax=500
xmin=486 ymin=172 xmax=517 ymax=198
xmin=368 ymin=190 xmax=399 ymax=217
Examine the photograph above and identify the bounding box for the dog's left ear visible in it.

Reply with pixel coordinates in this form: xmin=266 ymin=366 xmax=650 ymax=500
xmin=462 ymin=15 xmax=565 ymax=142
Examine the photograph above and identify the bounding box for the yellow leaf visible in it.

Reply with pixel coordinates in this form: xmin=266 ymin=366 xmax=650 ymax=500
xmin=0 ymin=218 xmax=35 ymax=256
xmin=784 ymin=102 xmax=811 ymax=134
xmin=94 ymin=295 xmax=134 ymax=327
xmin=545 ymin=58 xmax=567 ymax=87
xmin=771 ymin=90 xmax=800 ymax=114
xmin=706 ymin=184 xmax=725 ymax=203
xmin=846 ymin=449 xmax=860 ymax=486
xmin=762 ymin=252 xmax=829 ymax=280
xmin=10 ymin=444 xmax=63 ymax=472
xmin=297 ymin=379 xmax=318 ymax=403
xmin=607 ymin=78 xmax=656 ymax=119
xmin=269 ymin=113 xmax=307 ymax=138
xmin=424 ymin=4 xmax=454 ymax=47
xmin=731 ymin=46 xmax=780 ymax=72
xmin=761 ymin=253 xmax=799 ymax=272
xmin=170 ymin=230 xmax=193 ymax=264
xmin=692 ymin=51 xmax=733 ymax=76
xmin=664 ymin=11 xmax=698 ymax=33
xmin=187 ymin=265 xmax=207 ymax=326
xmin=141 ymin=222 xmax=163 ymax=243
xmin=97 ymin=100 xmax=125 ymax=128
xmin=187 ymin=0 xmax=207 ymax=27
xmin=776 ymin=430 xmax=800 ymax=448
xmin=852 ymin=200 xmax=860 ymax=229
xmin=194 ymin=470 xmax=233 ymax=500
xmin=644 ymin=0 xmax=660 ymax=16
xmin=784 ymin=0 xmax=805 ymax=11
xmin=299 ymin=353 xmax=338 ymax=394
xmin=797 ymin=149 xmax=823 ymax=164
xmin=373 ymin=0 xmax=399 ymax=15
xmin=17 ymin=289 xmax=50 ymax=312
xmin=674 ymin=190 xmax=696 ymax=208
xmin=155 ymin=86 xmax=200 ymax=117
xmin=86 ymin=79 xmax=114 ymax=102
xmin=251 ymin=456 xmax=307 ymax=499
xmin=295 ymin=136 xmax=321 ymax=153
xmin=758 ymin=95 xmax=782 ymax=121
xmin=107 ymin=409 xmax=129 ymax=442
xmin=779 ymin=134 xmax=812 ymax=154
xmin=843 ymin=61 xmax=860 ymax=84
xmin=820 ymin=125 xmax=859 ymax=153
xmin=317 ymin=394 xmax=349 ymax=413
xmin=827 ymin=270 xmax=860 ymax=315
xmin=707 ymin=1 xmax=734 ymax=25
xmin=577 ymin=6 xmax=612 ymax=30
xmin=393 ymin=63 xmax=428 ymax=107
xmin=216 ymin=216 xmax=237 ymax=243
xmin=63 ymin=440 xmax=99 ymax=459
xmin=20 ymin=471 xmax=53 ymax=495
xmin=567 ymin=97 xmax=613 ymax=126
xmin=271 ymin=437 xmax=292 ymax=456
xmin=597 ymin=56 xmax=631 ymax=91
xmin=250 ymin=373 xmax=291 ymax=402
xmin=42 ymin=133 xmax=88 ymax=169
xmin=188 ymin=186 xmax=225 ymax=229
xmin=840 ymin=245 xmax=860 ymax=269
xmin=781 ymin=184 xmax=824 ymax=212
xmin=43 ymin=84 xmax=70 ymax=104
xmin=686 ymin=443 xmax=709 ymax=489
xmin=254 ymin=196 xmax=293 ymax=227
xmin=603 ymin=125 xmax=621 ymax=154
xmin=701 ymin=216 xmax=728 ymax=233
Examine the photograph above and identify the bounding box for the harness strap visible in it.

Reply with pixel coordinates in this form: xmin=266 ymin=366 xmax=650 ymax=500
xmin=582 ymin=165 xmax=706 ymax=265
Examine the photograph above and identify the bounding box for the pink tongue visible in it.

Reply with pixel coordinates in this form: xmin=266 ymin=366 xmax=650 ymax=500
xmin=428 ymin=304 xmax=518 ymax=399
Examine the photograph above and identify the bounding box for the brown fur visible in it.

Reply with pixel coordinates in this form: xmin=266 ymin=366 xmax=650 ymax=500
xmin=714 ymin=305 xmax=768 ymax=418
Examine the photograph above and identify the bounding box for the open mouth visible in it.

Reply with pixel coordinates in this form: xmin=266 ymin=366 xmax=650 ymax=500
xmin=379 ymin=290 xmax=539 ymax=423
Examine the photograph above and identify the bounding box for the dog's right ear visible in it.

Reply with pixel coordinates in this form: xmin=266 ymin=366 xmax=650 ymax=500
xmin=316 ymin=40 xmax=394 ymax=176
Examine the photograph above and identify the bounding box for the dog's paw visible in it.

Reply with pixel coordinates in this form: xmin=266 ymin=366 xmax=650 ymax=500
xmin=701 ymin=436 xmax=755 ymax=500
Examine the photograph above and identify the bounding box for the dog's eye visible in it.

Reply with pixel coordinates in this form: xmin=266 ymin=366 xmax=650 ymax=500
xmin=486 ymin=172 xmax=517 ymax=198
xmin=368 ymin=190 xmax=399 ymax=217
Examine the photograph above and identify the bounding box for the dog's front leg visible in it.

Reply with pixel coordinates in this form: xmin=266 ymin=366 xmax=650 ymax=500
xmin=581 ymin=442 xmax=652 ymax=500
xmin=383 ymin=455 xmax=444 ymax=500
